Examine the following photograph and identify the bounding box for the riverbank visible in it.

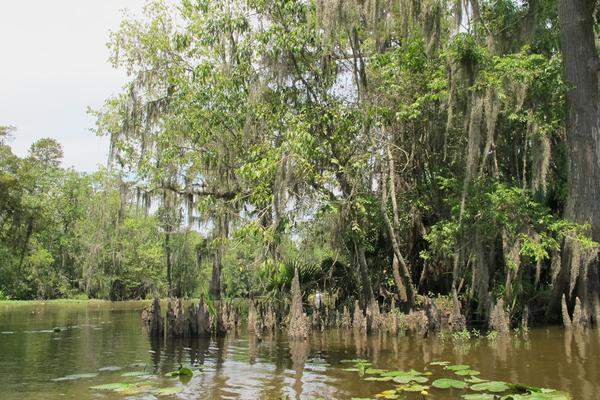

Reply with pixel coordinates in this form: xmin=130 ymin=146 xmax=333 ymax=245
xmin=0 ymin=299 xmax=152 ymax=308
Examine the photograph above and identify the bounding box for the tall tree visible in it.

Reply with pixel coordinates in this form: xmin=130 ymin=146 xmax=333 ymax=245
xmin=553 ymin=0 xmax=600 ymax=323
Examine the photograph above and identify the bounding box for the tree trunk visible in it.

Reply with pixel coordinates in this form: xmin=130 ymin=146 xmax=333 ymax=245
xmin=552 ymin=0 xmax=600 ymax=323
xmin=18 ymin=218 xmax=33 ymax=270
xmin=165 ymin=231 xmax=173 ymax=297
xmin=379 ymin=182 xmax=417 ymax=310
xmin=379 ymin=142 xmax=417 ymax=310
xmin=210 ymin=212 xmax=228 ymax=301
xmin=353 ymin=238 xmax=375 ymax=307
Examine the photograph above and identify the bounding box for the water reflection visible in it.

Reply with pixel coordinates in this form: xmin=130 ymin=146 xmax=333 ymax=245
xmin=0 ymin=302 xmax=599 ymax=399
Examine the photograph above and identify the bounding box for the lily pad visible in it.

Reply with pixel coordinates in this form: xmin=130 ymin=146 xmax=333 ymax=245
xmin=455 ymin=369 xmax=481 ymax=376
xmin=90 ymin=382 xmax=130 ymax=391
xmin=432 ymin=378 xmax=468 ymax=389
xmin=465 ymin=377 xmax=489 ymax=383
xmin=429 ymin=360 xmax=450 ymax=366
xmin=52 ymin=373 xmax=98 ymax=381
xmin=445 ymin=364 xmax=471 ymax=371
xmin=365 ymin=368 xmax=387 ymax=375
xmin=500 ymin=391 xmax=571 ymax=400
xmin=381 ymin=369 xmax=423 ymax=377
xmin=375 ymin=389 xmax=399 ymax=399
xmin=396 ymin=383 xmax=429 ymax=392
xmin=364 ymin=376 xmax=394 ymax=382
xmin=462 ymin=394 xmax=496 ymax=400
xmin=114 ymin=381 xmax=157 ymax=395
xmin=392 ymin=375 xmax=429 ymax=384
xmin=470 ymin=381 xmax=510 ymax=392
xmin=153 ymin=386 xmax=184 ymax=396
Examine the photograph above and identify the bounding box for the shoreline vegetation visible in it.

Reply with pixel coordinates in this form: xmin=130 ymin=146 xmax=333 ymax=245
xmin=1 ymin=0 xmax=599 ymax=340
xmin=139 ymin=269 xmax=592 ymax=342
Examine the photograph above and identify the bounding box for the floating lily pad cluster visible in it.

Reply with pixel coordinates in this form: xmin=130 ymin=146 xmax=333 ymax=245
xmin=73 ymin=366 xmax=198 ymax=397
xmin=341 ymin=359 xmax=571 ymax=400
xmin=90 ymin=381 xmax=184 ymax=396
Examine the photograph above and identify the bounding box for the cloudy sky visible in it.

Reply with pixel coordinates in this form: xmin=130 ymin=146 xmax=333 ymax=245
xmin=0 ymin=1 xmax=147 ymax=172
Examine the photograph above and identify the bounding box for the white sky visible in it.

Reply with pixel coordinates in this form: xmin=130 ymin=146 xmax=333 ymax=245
xmin=0 ymin=0 xmax=147 ymax=172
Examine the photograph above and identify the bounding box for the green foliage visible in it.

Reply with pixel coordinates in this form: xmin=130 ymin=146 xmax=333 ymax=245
xmin=447 ymin=33 xmax=486 ymax=66
xmin=0 ymin=139 xmax=203 ymax=299
xmin=423 ymin=182 xmax=594 ymax=267
xmin=1 ymin=0 xmax=595 ymax=329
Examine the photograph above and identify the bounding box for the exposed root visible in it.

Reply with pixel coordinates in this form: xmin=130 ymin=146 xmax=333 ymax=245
xmin=340 ymin=305 xmax=352 ymax=329
xmin=489 ymin=298 xmax=510 ymax=334
xmin=352 ymin=300 xmax=367 ymax=333
xmin=287 ymin=267 xmax=310 ymax=339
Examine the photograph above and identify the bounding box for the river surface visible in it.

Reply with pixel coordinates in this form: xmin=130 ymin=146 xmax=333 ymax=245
xmin=0 ymin=301 xmax=598 ymax=399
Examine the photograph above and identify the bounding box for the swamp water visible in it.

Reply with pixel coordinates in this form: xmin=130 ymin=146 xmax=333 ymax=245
xmin=0 ymin=301 xmax=598 ymax=399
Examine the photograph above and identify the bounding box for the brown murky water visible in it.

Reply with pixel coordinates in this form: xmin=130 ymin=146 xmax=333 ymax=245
xmin=0 ymin=301 xmax=597 ymax=399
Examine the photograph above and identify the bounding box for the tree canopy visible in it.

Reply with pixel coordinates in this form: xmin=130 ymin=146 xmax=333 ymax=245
xmin=2 ymin=0 xmax=599 ymax=326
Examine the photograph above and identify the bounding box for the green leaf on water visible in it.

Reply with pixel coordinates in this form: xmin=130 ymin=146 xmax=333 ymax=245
xmin=396 ymin=383 xmax=429 ymax=392
xmin=432 ymin=378 xmax=468 ymax=389
xmin=455 ymin=369 xmax=481 ymax=376
xmin=470 ymin=381 xmax=510 ymax=392
xmin=114 ymin=381 xmax=157 ymax=395
xmin=429 ymin=360 xmax=450 ymax=366
xmin=392 ymin=375 xmax=429 ymax=384
xmin=52 ymin=373 xmax=98 ymax=381
xmin=364 ymin=376 xmax=394 ymax=382
xmin=90 ymin=382 xmax=130 ymax=391
xmin=365 ymin=368 xmax=387 ymax=375
xmin=462 ymin=394 xmax=496 ymax=399
xmin=153 ymin=386 xmax=184 ymax=396
xmin=375 ymin=389 xmax=399 ymax=399
xmin=380 ymin=369 xmax=423 ymax=377
xmin=500 ymin=391 xmax=571 ymax=400
xmin=445 ymin=364 xmax=471 ymax=371
xmin=465 ymin=377 xmax=489 ymax=383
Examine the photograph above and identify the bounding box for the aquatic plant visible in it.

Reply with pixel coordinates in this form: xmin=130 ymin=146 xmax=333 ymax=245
xmin=432 ymin=378 xmax=468 ymax=389
xmin=165 ymin=367 xmax=194 ymax=377
xmin=51 ymin=372 xmax=98 ymax=381
xmin=340 ymin=358 xmax=571 ymax=399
